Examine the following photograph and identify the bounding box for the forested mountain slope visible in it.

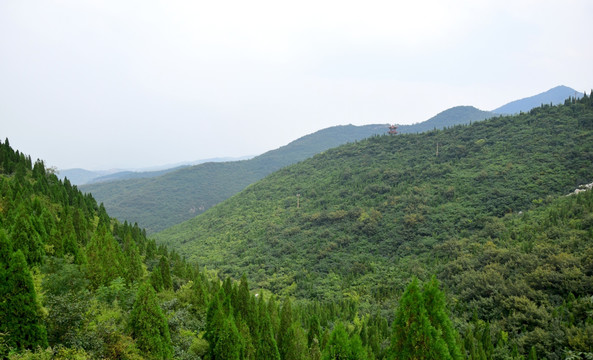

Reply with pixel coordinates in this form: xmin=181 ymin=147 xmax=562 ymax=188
xmin=156 ymin=95 xmax=593 ymax=356
xmin=81 ymin=124 xmax=386 ymax=233
xmin=0 ymin=138 xmax=488 ymax=360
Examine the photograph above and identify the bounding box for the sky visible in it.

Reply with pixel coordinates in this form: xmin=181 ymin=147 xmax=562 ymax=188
xmin=1 ymin=1 xmax=592 ymax=170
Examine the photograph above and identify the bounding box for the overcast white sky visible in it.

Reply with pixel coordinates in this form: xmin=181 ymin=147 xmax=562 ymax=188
xmin=1 ymin=1 xmax=592 ymax=170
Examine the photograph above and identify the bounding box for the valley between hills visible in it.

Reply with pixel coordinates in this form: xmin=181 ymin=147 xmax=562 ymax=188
xmin=1 ymin=88 xmax=592 ymax=359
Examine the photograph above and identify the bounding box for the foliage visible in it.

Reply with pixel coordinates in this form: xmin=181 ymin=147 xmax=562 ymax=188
xmin=82 ymin=124 xmax=387 ymax=233
xmin=2 ymin=94 xmax=593 ymax=359
xmin=129 ymin=282 xmax=173 ymax=359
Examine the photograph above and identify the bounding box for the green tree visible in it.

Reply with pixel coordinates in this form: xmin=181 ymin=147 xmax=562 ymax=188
xmin=256 ymin=294 xmax=280 ymax=360
xmin=389 ymin=277 xmax=451 ymax=360
xmin=2 ymin=250 xmax=48 ymax=351
xmin=123 ymin=232 xmax=143 ymax=284
xmin=159 ymin=255 xmax=172 ymax=290
xmin=422 ymin=276 xmax=462 ymax=359
xmin=278 ymin=297 xmax=294 ymax=360
xmin=129 ymin=282 xmax=173 ymax=359
xmin=322 ymin=322 xmax=367 ymax=360
xmin=86 ymin=225 xmax=125 ymax=288
xmin=10 ymin=203 xmax=44 ymax=265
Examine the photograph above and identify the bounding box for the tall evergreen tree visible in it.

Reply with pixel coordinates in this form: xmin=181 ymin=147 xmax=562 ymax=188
xmin=10 ymin=203 xmax=44 ymax=265
xmin=256 ymin=294 xmax=281 ymax=360
xmin=123 ymin=232 xmax=143 ymax=284
xmin=159 ymin=255 xmax=172 ymax=290
xmin=2 ymin=250 xmax=48 ymax=351
xmin=129 ymin=282 xmax=173 ymax=359
xmin=278 ymin=297 xmax=294 ymax=360
xmin=86 ymin=224 xmax=125 ymax=288
xmin=389 ymin=277 xmax=451 ymax=360
xmin=422 ymin=276 xmax=462 ymax=360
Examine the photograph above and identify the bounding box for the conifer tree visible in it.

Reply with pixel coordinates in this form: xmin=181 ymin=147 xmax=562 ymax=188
xmin=213 ymin=316 xmax=241 ymax=360
xmin=2 ymin=250 xmax=48 ymax=351
xmin=159 ymin=255 xmax=172 ymax=290
xmin=322 ymin=322 xmax=367 ymax=360
xmin=256 ymin=294 xmax=281 ymax=360
xmin=308 ymin=315 xmax=322 ymax=348
xmin=129 ymin=282 xmax=173 ymax=359
xmin=236 ymin=274 xmax=251 ymax=321
xmin=422 ymin=276 xmax=462 ymax=359
xmin=10 ymin=203 xmax=44 ymax=265
xmin=61 ymin=215 xmax=85 ymax=265
xmin=150 ymin=266 xmax=164 ymax=292
xmin=278 ymin=297 xmax=294 ymax=360
xmin=389 ymin=277 xmax=451 ymax=360
xmin=86 ymin=225 xmax=125 ymax=288
xmin=123 ymin=232 xmax=143 ymax=284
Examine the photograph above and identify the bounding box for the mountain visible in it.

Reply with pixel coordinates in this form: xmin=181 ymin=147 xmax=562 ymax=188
xmin=58 ymin=156 xmax=254 ymax=186
xmin=493 ymin=85 xmax=582 ymax=114
xmin=81 ymin=124 xmax=387 ymax=233
xmin=156 ymin=95 xmax=593 ymax=295
xmin=155 ymin=94 xmax=593 ymax=357
xmin=81 ymin=86 xmax=580 ymax=234
xmin=398 ymin=106 xmax=496 ymax=133
xmin=88 ymin=165 xmax=189 ymax=184
xmin=57 ymin=168 xmax=118 ymax=185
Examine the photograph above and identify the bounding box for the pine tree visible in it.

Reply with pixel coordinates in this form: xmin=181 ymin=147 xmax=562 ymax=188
xmin=422 ymin=276 xmax=462 ymax=359
xmin=159 ymin=255 xmax=172 ymax=291
xmin=86 ymin=224 xmax=125 ymax=288
xmin=2 ymin=250 xmax=48 ymax=350
xmin=129 ymin=282 xmax=173 ymax=359
xmin=10 ymin=203 xmax=44 ymax=265
xmin=123 ymin=232 xmax=143 ymax=284
xmin=278 ymin=297 xmax=294 ymax=360
xmin=308 ymin=315 xmax=322 ymax=348
xmin=389 ymin=277 xmax=451 ymax=360
xmin=236 ymin=274 xmax=251 ymax=321
xmin=321 ymin=322 xmax=352 ymax=360
xmin=256 ymin=294 xmax=281 ymax=360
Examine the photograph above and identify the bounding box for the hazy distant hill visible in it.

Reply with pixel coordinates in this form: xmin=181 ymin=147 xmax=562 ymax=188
xmin=57 ymin=168 xmax=116 ymax=185
xmin=493 ymin=85 xmax=582 ymax=114
xmin=59 ymin=156 xmax=253 ymax=185
xmin=83 ymin=86 xmax=581 ymax=232
xmin=397 ymin=106 xmax=496 ymax=133
xmin=81 ymin=124 xmax=387 ymax=233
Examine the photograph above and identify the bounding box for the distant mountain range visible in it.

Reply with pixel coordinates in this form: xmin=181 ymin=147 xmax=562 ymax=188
xmin=80 ymin=85 xmax=581 ymax=232
xmin=58 ymin=156 xmax=253 ymax=185
xmin=80 ymin=124 xmax=387 ymax=233
xmin=492 ymin=85 xmax=583 ymax=114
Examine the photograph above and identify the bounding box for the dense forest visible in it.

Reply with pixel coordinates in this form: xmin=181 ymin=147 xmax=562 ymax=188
xmin=0 ymin=138 xmax=479 ymax=359
xmin=81 ymin=124 xmax=387 ymax=234
xmin=1 ymin=94 xmax=593 ymax=359
xmin=156 ymin=94 xmax=593 ymax=358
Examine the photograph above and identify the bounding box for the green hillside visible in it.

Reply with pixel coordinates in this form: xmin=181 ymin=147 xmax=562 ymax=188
xmin=81 ymin=124 xmax=386 ymax=233
xmin=155 ymin=95 xmax=593 ymax=357
xmin=82 ymin=107 xmax=498 ymax=235
xmin=0 ymin=138 xmax=484 ymax=359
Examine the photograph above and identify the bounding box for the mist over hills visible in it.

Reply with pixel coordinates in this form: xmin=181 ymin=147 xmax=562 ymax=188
xmin=81 ymin=124 xmax=386 ymax=233
xmin=81 ymin=85 xmax=581 ymax=233
xmin=492 ymin=85 xmax=583 ymax=114
xmin=58 ymin=156 xmax=253 ymax=185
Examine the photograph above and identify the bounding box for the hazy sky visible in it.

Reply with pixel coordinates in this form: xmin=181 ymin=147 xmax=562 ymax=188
xmin=1 ymin=1 xmax=592 ymax=170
